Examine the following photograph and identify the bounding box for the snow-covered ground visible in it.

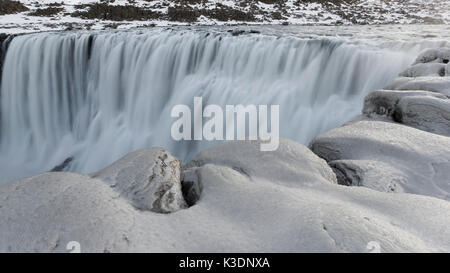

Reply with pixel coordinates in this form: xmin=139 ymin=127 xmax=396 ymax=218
xmin=2 ymin=139 xmax=450 ymax=252
xmin=0 ymin=0 xmax=449 ymax=34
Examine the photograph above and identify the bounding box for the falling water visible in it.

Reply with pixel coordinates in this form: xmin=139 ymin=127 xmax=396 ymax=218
xmin=0 ymin=28 xmax=428 ymax=183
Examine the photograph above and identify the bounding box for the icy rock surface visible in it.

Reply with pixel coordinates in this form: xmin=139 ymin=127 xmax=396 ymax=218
xmin=91 ymin=148 xmax=187 ymax=213
xmin=316 ymin=51 xmax=450 ymax=191
xmin=384 ymin=48 xmax=450 ymax=96
xmin=310 ymin=120 xmax=450 ymax=199
xmin=363 ymin=48 xmax=450 ymax=136
xmin=385 ymin=77 xmax=450 ymax=96
xmin=184 ymin=139 xmax=337 ymax=186
xmin=413 ymin=48 xmax=450 ymax=66
xmin=2 ymin=140 xmax=450 ymax=252
xmin=363 ymin=90 xmax=450 ymax=136
xmin=309 ymin=48 xmax=450 ymax=202
xmin=0 ymin=172 xmax=136 ymax=252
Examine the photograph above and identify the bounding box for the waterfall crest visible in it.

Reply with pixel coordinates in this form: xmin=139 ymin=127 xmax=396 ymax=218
xmin=0 ymin=29 xmax=421 ymax=183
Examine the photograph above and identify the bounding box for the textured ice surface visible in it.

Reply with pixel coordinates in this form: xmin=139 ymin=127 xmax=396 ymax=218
xmin=310 ymin=120 xmax=450 ymax=199
xmin=2 ymin=140 xmax=450 ymax=253
xmin=91 ymin=148 xmax=187 ymax=213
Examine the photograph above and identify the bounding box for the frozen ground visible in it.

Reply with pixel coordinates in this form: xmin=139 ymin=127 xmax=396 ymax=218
xmin=0 ymin=0 xmax=449 ymax=34
xmin=2 ymin=139 xmax=450 ymax=253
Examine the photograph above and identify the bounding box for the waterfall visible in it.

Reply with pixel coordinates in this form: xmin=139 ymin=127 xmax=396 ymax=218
xmin=0 ymin=29 xmax=425 ymax=183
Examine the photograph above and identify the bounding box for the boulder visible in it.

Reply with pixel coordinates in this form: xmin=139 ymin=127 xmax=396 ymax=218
xmin=361 ymin=47 xmax=450 ymax=137
xmin=0 ymin=172 xmax=135 ymax=253
xmin=383 ymin=48 xmax=450 ymax=96
xmin=310 ymin=120 xmax=450 ymax=200
xmin=363 ymin=90 xmax=450 ymax=136
xmin=412 ymin=48 xmax=450 ymax=65
xmin=183 ymin=138 xmax=338 ymax=186
xmin=385 ymin=77 xmax=450 ymax=96
xmin=399 ymin=63 xmax=447 ymax=77
xmin=91 ymin=148 xmax=187 ymax=213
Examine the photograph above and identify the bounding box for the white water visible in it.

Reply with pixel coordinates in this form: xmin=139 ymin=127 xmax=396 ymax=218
xmin=0 ymin=28 xmax=435 ymax=183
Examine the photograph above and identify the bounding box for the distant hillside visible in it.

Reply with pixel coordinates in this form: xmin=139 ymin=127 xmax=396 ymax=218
xmin=0 ymin=0 xmax=448 ymax=33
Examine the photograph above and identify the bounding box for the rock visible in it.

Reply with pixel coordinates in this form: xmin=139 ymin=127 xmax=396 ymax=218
xmin=383 ymin=48 xmax=450 ymax=96
xmin=361 ymin=47 xmax=450 ymax=137
xmin=329 ymin=160 xmax=406 ymax=193
xmin=0 ymin=172 xmax=135 ymax=253
xmin=180 ymin=168 xmax=202 ymax=207
xmin=184 ymin=139 xmax=338 ymax=186
xmin=91 ymin=148 xmax=187 ymax=213
xmin=310 ymin=120 xmax=450 ymax=200
xmin=3 ymin=140 xmax=450 ymax=252
xmin=399 ymin=63 xmax=447 ymax=77
xmin=50 ymin=157 xmax=73 ymax=172
xmin=0 ymin=34 xmax=15 ymax=86
xmin=413 ymin=48 xmax=450 ymax=65
xmin=386 ymin=77 xmax=450 ymax=96
xmin=363 ymin=90 xmax=450 ymax=136
xmin=0 ymin=0 xmax=28 ymax=16
xmin=230 ymin=29 xmax=246 ymax=36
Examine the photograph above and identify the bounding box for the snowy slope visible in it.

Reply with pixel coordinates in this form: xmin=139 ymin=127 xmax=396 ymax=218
xmin=0 ymin=0 xmax=449 ymax=34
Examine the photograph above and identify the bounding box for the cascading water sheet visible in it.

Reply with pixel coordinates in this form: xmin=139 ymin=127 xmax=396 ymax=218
xmin=0 ymin=29 xmax=423 ymax=183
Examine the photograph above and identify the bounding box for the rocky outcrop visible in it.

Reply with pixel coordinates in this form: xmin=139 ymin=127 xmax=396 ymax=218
xmin=363 ymin=48 xmax=450 ymax=136
xmin=0 ymin=33 xmax=14 ymax=85
xmin=310 ymin=120 xmax=450 ymax=198
xmin=0 ymin=0 xmax=28 ymax=16
xmin=184 ymin=139 xmax=337 ymax=186
xmin=311 ymin=48 xmax=450 ymax=199
xmin=363 ymin=90 xmax=450 ymax=136
xmin=91 ymin=148 xmax=187 ymax=213
xmin=2 ymin=140 xmax=450 ymax=252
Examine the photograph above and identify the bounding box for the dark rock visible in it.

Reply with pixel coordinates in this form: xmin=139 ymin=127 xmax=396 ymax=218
xmin=167 ymin=6 xmax=199 ymax=22
xmin=0 ymin=33 xmax=16 ymax=87
xmin=72 ymin=3 xmax=162 ymax=21
xmin=91 ymin=148 xmax=187 ymax=213
xmin=0 ymin=0 xmax=28 ymax=15
xmin=51 ymin=157 xmax=73 ymax=172
xmin=181 ymin=169 xmax=202 ymax=207
xmin=28 ymin=7 xmax=64 ymax=17
xmin=231 ymin=29 xmax=245 ymax=36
